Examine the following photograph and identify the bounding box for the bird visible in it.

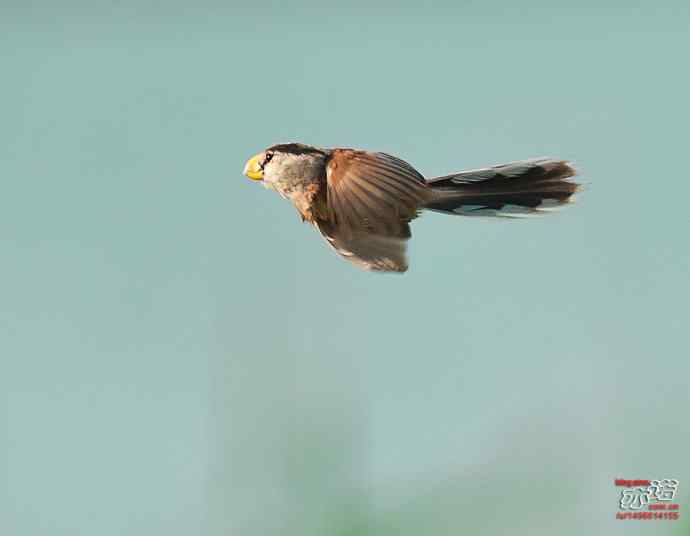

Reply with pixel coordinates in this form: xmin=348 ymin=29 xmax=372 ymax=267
xmin=243 ymin=143 xmax=580 ymax=273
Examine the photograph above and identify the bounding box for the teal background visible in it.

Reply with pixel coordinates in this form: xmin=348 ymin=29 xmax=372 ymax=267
xmin=2 ymin=2 xmax=689 ymax=535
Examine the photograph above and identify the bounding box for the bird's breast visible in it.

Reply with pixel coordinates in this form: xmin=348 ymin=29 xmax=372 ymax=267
xmin=271 ymin=175 xmax=326 ymax=223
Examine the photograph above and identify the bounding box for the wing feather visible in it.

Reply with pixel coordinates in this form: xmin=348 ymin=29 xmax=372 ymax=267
xmin=315 ymin=149 xmax=430 ymax=272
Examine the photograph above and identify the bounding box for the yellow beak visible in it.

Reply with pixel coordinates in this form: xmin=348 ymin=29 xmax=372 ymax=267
xmin=243 ymin=153 xmax=264 ymax=181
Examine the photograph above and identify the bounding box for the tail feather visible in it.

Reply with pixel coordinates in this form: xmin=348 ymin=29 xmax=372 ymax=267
xmin=423 ymin=158 xmax=579 ymax=217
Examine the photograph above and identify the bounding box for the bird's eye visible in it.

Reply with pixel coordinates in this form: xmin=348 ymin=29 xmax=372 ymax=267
xmin=263 ymin=152 xmax=274 ymax=167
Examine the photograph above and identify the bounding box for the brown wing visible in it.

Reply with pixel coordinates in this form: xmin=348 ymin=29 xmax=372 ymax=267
xmin=315 ymin=150 xmax=431 ymax=272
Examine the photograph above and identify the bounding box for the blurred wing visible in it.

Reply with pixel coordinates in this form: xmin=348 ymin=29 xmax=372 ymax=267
xmin=316 ymin=150 xmax=430 ymax=272
xmin=315 ymin=219 xmax=410 ymax=272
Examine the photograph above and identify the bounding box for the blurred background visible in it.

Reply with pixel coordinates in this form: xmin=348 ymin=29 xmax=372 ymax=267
xmin=2 ymin=1 xmax=689 ymax=535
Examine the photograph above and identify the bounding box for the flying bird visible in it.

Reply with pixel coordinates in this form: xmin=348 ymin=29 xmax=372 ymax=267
xmin=243 ymin=143 xmax=579 ymax=272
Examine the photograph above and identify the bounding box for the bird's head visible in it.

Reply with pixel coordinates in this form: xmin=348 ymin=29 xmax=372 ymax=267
xmin=243 ymin=143 xmax=328 ymax=190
